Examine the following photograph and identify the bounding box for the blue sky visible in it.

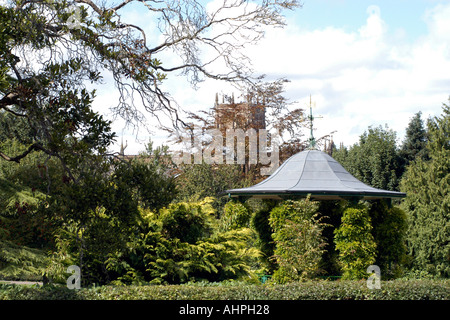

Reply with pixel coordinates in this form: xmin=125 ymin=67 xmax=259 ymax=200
xmin=97 ymin=0 xmax=450 ymax=154
xmin=293 ymin=0 xmax=429 ymax=37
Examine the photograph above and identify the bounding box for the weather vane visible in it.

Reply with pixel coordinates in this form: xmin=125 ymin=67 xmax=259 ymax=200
xmin=307 ymin=95 xmax=322 ymax=149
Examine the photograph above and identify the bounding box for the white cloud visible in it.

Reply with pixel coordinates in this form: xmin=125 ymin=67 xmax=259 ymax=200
xmin=241 ymin=3 xmax=450 ymax=147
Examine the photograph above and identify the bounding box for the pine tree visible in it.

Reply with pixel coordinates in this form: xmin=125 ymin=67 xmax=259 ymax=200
xmin=399 ymin=111 xmax=429 ymax=174
xmin=400 ymin=101 xmax=450 ymax=277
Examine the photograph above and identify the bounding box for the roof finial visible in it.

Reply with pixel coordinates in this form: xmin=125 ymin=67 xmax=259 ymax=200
xmin=307 ymin=95 xmax=322 ymax=150
xmin=120 ymin=131 xmax=128 ymax=157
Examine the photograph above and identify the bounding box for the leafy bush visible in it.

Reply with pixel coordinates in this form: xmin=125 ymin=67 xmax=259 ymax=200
xmin=106 ymin=199 xmax=261 ymax=284
xmin=269 ymin=199 xmax=328 ymax=283
xmin=0 ymin=240 xmax=48 ymax=281
xmin=1 ymin=280 xmax=448 ymax=300
xmin=334 ymin=204 xmax=377 ymax=280
xmin=220 ymin=201 xmax=251 ymax=231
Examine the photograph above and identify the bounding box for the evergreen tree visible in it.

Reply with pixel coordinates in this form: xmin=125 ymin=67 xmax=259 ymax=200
xmin=333 ymin=125 xmax=401 ymax=191
xmin=400 ymin=101 xmax=450 ymax=277
xmin=399 ymin=111 xmax=429 ymax=174
xmin=175 ymin=162 xmax=250 ymax=214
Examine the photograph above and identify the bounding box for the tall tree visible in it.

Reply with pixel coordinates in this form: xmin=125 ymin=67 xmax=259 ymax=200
xmin=334 ymin=125 xmax=401 ymax=191
xmin=0 ymin=3 xmax=116 ymax=182
xmin=400 ymin=101 xmax=450 ymax=277
xmin=0 ymin=0 xmax=300 ymax=165
xmin=399 ymin=111 xmax=429 ymax=173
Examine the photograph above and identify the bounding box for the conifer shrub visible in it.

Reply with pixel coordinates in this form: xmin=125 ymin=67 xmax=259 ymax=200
xmin=106 ymin=198 xmax=261 ymax=285
xmin=369 ymin=201 xmax=408 ymax=279
xmin=269 ymin=199 xmax=328 ymax=283
xmin=334 ymin=204 xmax=377 ymax=280
xmin=400 ymin=103 xmax=450 ymax=277
xmin=220 ymin=201 xmax=251 ymax=231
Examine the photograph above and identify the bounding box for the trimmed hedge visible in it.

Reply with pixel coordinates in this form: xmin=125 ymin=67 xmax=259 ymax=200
xmin=0 ymin=280 xmax=449 ymax=300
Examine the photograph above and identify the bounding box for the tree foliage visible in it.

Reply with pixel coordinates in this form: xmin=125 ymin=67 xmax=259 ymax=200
xmin=369 ymin=200 xmax=408 ymax=279
xmin=0 ymin=0 xmax=300 ymax=150
xmin=399 ymin=111 xmax=429 ymax=171
xmin=333 ymin=125 xmax=401 ymax=191
xmin=400 ymin=102 xmax=450 ymax=277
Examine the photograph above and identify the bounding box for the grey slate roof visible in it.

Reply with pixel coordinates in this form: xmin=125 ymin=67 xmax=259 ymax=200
xmin=226 ymin=149 xmax=406 ymax=200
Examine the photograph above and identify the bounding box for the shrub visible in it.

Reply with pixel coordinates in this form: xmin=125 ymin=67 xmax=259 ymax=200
xmin=269 ymin=199 xmax=328 ymax=283
xmin=334 ymin=203 xmax=377 ymax=280
xmin=220 ymin=201 xmax=251 ymax=231
xmin=0 ymin=240 xmax=48 ymax=281
xmin=369 ymin=201 xmax=408 ymax=279
xmin=1 ymin=280 xmax=448 ymax=300
xmin=158 ymin=199 xmax=215 ymax=244
xmin=106 ymin=199 xmax=261 ymax=284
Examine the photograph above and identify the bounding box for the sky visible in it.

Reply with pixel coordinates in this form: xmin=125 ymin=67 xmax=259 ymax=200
xmin=95 ymin=0 xmax=450 ymax=155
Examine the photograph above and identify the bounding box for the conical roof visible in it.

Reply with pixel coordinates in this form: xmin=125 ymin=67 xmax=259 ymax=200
xmin=226 ymin=149 xmax=406 ymax=200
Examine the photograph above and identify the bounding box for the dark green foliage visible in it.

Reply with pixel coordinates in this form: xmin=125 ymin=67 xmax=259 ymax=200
xmin=113 ymin=159 xmax=177 ymax=212
xmin=317 ymin=201 xmax=346 ymax=276
xmin=400 ymin=102 xmax=450 ymax=277
xmin=369 ymin=200 xmax=408 ymax=279
xmin=40 ymin=157 xmax=165 ymax=285
xmin=334 ymin=204 xmax=377 ymax=280
xmin=333 ymin=125 xmax=401 ymax=191
xmin=399 ymin=111 xmax=429 ymax=171
xmin=1 ymin=1 xmax=116 ymax=181
xmin=133 ymin=140 xmax=178 ymax=210
xmin=159 ymin=201 xmax=214 ymax=244
xmin=250 ymin=200 xmax=278 ymax=273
